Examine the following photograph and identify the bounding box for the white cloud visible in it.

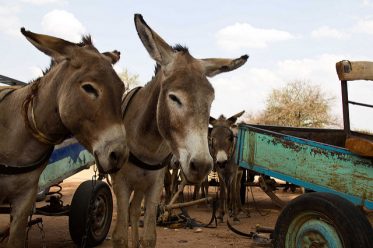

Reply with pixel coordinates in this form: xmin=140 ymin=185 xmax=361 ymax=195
xmin=276 ymin=54 xmax=343 ymax=90
xmin=211 ymin=53 xmax=373 ymax=131
xmin=210 ymin=66 xmax=283 ymax=118
xmin=0 ymin=5 xmax=22 ymax=37
xmin=362 ymin=0 xmax=373 ymax=6
xmin=216 ymin=22 xmax=295 ymax=50
xmin=41 ymin=10 xmax=86 ymax=42
xmin=22 ymin=0 xmax=66 ymax=5
xmin=354 ymin=18 xmax=373 ymax=35
xmin=311 ymin=26 xmax=349 ymax=39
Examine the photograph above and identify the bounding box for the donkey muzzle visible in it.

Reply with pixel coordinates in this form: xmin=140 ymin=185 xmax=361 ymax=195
xmin=93 ymin=142 xmax=128 ymax=174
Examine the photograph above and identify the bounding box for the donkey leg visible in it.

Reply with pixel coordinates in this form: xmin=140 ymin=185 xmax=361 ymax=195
xmin=218 ymin=184 xmax=227 ymax=223
xmin=217 ymin=173 xmax=226 ymax=223
xmin=202 ymin=178 xmax=209 ymax=198
xmin=230 ymin=175 xmax=240 ymax=222
xmin=7 ymin=187 xmax=37 ymax=248
xmin=236 ymin=169 xmax=243 ymax=212
xmin=164 ymin=169 xmax=172 ymax=204
xmin=130 ymin=191 xmax=143 ymax=248
xmin=141 ymin=173 xmax=164 ymax=248
xmin=112 ymin=173 xmax=130 ymax=248
xmin=193 ymin=184 xmax=200 ymax=200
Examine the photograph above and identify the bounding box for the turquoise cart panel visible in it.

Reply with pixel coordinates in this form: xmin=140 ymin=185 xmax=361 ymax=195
xmin=236 ymin=124 xmax=373 ymax=210
xmin=38 ymin=138 xmax=94 ymax=191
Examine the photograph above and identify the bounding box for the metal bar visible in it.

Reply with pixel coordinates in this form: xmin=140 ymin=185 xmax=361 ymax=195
xmin=341 ymin=80 xmax=351 ymax=135
xmin=0 ymin=75 xmax=26 ymax=86
xmin=164 ymin=196 xmax=213 ymax=210
xmin=256 ymin=225 xmax=274 ymax=234
xmin=348 ymin=100 xmax=373 ymax=109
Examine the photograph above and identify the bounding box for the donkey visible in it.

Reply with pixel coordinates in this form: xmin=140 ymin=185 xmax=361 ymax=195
xmin=110 ymin=14 xmax=248 ymax=248
xmin=209 ymin=111 xmax=245 ymax=223
xmin=0 ymin=29 xmax=128 ymax=248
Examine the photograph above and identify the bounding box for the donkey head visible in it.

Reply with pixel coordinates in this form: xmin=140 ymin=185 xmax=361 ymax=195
xmin=209 ymin=111 xmax=245 ymax=167
xmin=21 ymin=28 xmax=128 ymax=174
xmin=134 ymin=14 xmax=248 ymax=183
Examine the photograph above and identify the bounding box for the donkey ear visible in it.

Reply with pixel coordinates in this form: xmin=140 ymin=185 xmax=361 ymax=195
xmin=102 ymin=50 xmax=121 ymax=65
xmin=227 ymin=110 xmax=245 ymax=126
xmin=200 ymin=55 xmax=249 ymax=77
xmin=21 ymin=27 xmax=76 ymax=62
xmin=134 ymin=14 xmax=174 ymax=66
xmin=209 ymin=116 xmax=217 ymax=126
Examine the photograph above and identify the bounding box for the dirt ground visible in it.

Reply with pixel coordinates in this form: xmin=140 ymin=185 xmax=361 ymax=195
xmin=1 ymin=169 xmax=372 ymax=248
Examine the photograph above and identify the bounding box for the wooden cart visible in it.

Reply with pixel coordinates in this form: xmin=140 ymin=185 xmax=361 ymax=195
xmin=235 ymin=61 xmax=373 ymax=247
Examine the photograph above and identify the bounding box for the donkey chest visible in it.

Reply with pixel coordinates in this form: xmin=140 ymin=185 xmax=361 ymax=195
xmin=0 ymin=172 xmax=40 ymax=203
xmin=123 ymin=163 xmax=165 ymax=187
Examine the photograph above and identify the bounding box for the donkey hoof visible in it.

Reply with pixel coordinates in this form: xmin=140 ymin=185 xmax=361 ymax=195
xmin=140 ymin=238 xmax=156 ymax=248
xmin=112 ymin=239 xmax=129 ymax=248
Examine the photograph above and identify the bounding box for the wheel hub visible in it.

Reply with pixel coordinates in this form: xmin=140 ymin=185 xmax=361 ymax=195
xmin=91 ymin=195 xmax=107 ymax=232
xmin=295 ymin=219 xmax=342 ymax=248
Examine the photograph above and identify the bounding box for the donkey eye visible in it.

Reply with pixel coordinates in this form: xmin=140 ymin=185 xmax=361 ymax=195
xmin=82 ymin=83 xmax=99 ymax=98
xmin=169 ymin=94 xmax=182 ymax=106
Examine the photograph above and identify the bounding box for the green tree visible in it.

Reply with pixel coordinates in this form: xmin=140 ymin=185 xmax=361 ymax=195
xmin=245 ymin=80 xmax=339 ymax=128
xmin=117 ymin=68 xmax=140 ymax=90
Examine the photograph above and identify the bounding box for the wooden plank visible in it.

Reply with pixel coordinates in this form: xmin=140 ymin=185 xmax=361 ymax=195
xmin=345 ymin=137 xmax=373 ymax=157
xmin=336 ymin=60 xmax=373 ymax=81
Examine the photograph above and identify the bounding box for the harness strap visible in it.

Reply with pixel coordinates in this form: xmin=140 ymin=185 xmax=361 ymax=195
xmin=22 ymin=83 xmax=65 ymax=145
xmin=128 ymin=152 xmax=170 ymax=171
xmin=28 ymin=97 xmax=64 ymax=145
xmin=122 ymin=87 xmax=170 ymax=171
xmin=121 ymin=87 xmax=142 ymax=119
xmin=0 ymin=86 xmax=56 ymax=174
xmin=0 ymin=147 xmax=53 ymax=175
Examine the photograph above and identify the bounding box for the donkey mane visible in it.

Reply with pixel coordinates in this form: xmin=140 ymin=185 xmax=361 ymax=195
xmin=27 ymin=60 xmax=56 ymax=85
xmin=150 ymin=44 xmax=190 ymax=80
xmin=42 ymin=60 xmax=56 ymax=76
xmin=173 ymin=44 xmax=188 ymax=53
xmin=77 ymin=35 xmax=94 ymax=47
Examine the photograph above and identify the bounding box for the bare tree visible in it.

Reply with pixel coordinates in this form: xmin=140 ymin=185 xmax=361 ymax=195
xmin=117 ymin=68 xmax=140 ymax=90
xmin=245 ymin=80 xmax=339 ymax=128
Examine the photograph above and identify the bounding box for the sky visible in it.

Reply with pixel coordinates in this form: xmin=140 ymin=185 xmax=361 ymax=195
xmin=0 ymin=0 xmax=372 ymax=132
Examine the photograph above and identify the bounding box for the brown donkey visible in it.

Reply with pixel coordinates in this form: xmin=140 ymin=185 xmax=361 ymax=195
xmin=111 ymin=14 xmax=248 ymax=248
xmin=0 ymin=29 xmax=128 ymax=248
xmin=209 ymin=111 xmax=245 ymax=223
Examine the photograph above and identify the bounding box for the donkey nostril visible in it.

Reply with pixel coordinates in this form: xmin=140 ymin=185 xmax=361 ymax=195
xmin=109 ymin=151 xmax=119 ymax=164
xmin=190 ymin=160 xmax=197 ymax=172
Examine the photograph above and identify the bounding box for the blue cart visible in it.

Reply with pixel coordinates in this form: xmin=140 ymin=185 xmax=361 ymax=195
xmin=235 ymin=61 xmax=373 ymax=247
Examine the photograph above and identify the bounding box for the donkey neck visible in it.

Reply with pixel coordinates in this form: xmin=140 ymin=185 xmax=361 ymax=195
xmin=30 ymin=69 xmax=69 ymax=143
xmin=0 ymin=67 xmax=68 ymax=166
xmin=123 ymin=73 xmax=169 ymax=164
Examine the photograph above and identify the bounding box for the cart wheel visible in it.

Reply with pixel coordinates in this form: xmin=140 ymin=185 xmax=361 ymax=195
xmin=273 ymin=192 xmax=373 ymax=248
xmin=69 ymin=180 xmax=113 ymax=247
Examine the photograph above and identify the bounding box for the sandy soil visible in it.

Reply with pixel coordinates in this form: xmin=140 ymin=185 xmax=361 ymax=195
xmin=1 ymin=168 xmax=372 ymax=248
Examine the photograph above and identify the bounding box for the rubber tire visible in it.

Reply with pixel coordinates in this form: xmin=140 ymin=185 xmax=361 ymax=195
xmin=273 ymin=192 xmax=373 ymax=248
xmin=69 ymin=180 xmax=113 ymax=247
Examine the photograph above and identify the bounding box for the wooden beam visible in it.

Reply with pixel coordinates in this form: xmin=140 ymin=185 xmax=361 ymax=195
xmin=336 ymin=60 xmax=373 ymax=81
xmin=345 ymin=137 xmax=373 ymax=157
